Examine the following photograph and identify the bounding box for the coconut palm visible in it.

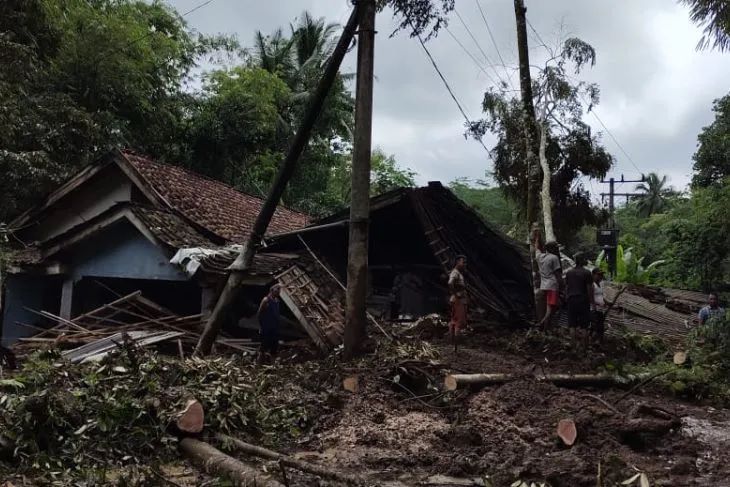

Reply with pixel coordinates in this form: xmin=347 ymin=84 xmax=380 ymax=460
xmin=680 ymin=0 xmax=730 ymax=51
xmin=634 ymin=172 xmax=672 ymax=217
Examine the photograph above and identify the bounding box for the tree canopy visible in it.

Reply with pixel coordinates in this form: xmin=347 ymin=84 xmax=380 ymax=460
xmin=692 ymin=93 xmax=730 ymax=187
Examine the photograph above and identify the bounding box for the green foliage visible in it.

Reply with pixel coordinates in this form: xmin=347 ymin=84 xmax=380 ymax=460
xmin=692 ymin=93 xmax=730 ymax=187
xmin=322 ymin=148 xmax=417 ymax=213
xmin=471 ymin=36 xmax=612 ymax=244
xmin=595 ymin=244 xmax=665 ymax=284
xmin=634 ymin=172 xmax=676 ymax=217
xmin=449 ymin=178 xmax=519 ymax=235
xmin=0 ymin=0 xmax=236 ymax=221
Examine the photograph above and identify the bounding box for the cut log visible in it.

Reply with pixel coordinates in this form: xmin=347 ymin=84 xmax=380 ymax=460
xmin=673 ymin=351 xmax=688 ymax=366
xmin=343 ymin=376 xmax=360 ymax=393
xmin=557 ymin=419 xmax=577 ymax=446
xmin=176 ymin=399 xmax=204 ymax=434
xmin=216 ymin=434 xmax=364 ymax=485
xmin=179 ymin=437 xmax=283 ymax=487
xmin=443 ymin=373 xmax=617 ymax=391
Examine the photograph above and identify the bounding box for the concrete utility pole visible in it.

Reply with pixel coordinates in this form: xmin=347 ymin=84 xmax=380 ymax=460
xmin=194 ymin=7 xmax=360 ymax=356
xmin=344 ymin=0 xmax=376 ymax=359
xmin=513 ymin=0 xmax=542 ymax=316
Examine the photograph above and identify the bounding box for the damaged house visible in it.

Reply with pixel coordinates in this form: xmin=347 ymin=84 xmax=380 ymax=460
xmin=1 ymin=150 xmax=533 ymax=352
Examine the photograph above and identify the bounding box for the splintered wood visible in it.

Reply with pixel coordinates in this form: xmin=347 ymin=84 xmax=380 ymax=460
xmin=12 ymin=290 xmax=257 ymax=357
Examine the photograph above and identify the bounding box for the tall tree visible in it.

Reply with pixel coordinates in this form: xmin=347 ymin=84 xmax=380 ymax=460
xmin=680 ymin=0 xmax=730 ymax=51
xmin=471 ymin=36 xmax=612 ymax=245
xmin=692 ymin=93 xmax=730 ymax=187
xmin=0 ymin=0 xmax=233 ymax=222
xmin=634 ymin=172 xmax=674 ymax=217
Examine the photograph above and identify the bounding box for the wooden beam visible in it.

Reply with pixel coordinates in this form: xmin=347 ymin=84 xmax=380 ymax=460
xmin=278 ymin=288 xmax=329 ymax=352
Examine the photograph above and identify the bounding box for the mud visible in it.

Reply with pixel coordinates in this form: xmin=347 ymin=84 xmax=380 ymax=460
xmin=299 ymin=326 xmax=730 ymax=486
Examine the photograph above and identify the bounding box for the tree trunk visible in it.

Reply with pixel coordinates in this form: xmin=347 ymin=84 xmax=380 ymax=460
xmin=444 ymin=373 xmax=617 ymax=391
xmin=514 ymin=0 xmax=542 ymax=318
xmin=180 ymin=437 xmax=284 ymax=487
xmin=193 ymin=8 xmax=360 ymax=356
xmin=216 ymin=434 xmax=364 ymax=485
xmin=538 ymin=122 xmax=556 ymax=243
xmin=344 ymin=0 xmax=376 ymax=359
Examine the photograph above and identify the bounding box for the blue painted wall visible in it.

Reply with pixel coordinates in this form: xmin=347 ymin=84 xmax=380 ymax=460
xmin=2 ymin=221 xmax=191 ymax=345
xmin=66 ymin=221 xmax=189 ymax=282
xmin=2 ymin=274 xmax=61 ymax=346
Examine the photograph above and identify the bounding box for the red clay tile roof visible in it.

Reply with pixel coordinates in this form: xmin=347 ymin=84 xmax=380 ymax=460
xmin=130 ymin=205 xmax=215 ymax=249
xmin=121 ymin=151 xmax=309 ymax=243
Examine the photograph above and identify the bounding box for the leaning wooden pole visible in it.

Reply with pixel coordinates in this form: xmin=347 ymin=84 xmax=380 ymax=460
xmin=194 ymin=7 xmax=360 ymax=356
xmin=514 ymin=0 xmax=543 ymax=319
xmin=344 ymin=0 xmax=376 ymax=359
xmin=180 ymin=437 xmax=284 ymax=487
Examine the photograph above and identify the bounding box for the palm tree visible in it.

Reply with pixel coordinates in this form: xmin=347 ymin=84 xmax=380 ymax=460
xmin=252 ymin=28 xmax=295 ymax=80
xmin=680 ymin=0 xmax=730 ymax=51
xmin=634 ymin=172 xmax=672 ymax=217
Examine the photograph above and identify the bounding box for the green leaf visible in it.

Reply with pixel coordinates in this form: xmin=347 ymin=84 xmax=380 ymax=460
xmin=0 ymin=379 xmax=25 ymax=389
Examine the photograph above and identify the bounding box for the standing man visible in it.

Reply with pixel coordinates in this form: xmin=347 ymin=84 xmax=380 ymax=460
xmin=532 ymin=230 xmax=564 ymax=331
xmin=565 ymin=253 xmax=593 ymax=345
xmin=448 ymin=255 xmax=468 ymax=352
xmin=698 ymin=293 xmax=725 ymax=325
xmin=257 ymin=284 xmax=282 ymax=363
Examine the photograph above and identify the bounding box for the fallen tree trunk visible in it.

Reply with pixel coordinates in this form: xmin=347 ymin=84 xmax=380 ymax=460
xmin=444 ymin=373 xmax=618 ymax=391
xmin=180 ymin=437 xmax=284 ymax=487
xmin=216 ymin=434 xmax=364 ymax=485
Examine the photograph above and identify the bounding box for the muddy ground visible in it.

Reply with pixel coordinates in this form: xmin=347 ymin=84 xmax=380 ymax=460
xmin=3 ymin=322 xmax=730 ymax=486
xmin=290 ymin=325 xmax=730 ymax=486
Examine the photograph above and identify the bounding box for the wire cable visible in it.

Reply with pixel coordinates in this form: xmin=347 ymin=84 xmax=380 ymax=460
xmin=475 ymin=0 xmax=515 ymax=90
xmin=444 ymin=26 xmax=499 ymax=86
xmin=453 ymin=8 xmax=510 ymax=89
xmin=409 ymin=21 xmax=494 ymax=159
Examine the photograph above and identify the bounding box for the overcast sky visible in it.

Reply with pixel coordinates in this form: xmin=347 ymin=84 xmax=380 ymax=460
xmin=175 ymin=0 xmax=729 ymax=196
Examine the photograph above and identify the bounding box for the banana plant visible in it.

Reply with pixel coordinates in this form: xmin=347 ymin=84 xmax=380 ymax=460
xmin=594 ymin=244 xmax=664 ymax=284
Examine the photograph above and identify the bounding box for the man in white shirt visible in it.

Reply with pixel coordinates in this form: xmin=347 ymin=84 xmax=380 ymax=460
xmin=533 ymin=230 xmax=564 ymax=331
xmin=591 ymin=268 xmax=607 ymax=341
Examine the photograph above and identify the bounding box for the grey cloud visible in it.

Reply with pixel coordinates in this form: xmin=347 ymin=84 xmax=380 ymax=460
xmin=180 ymin=0 xmax=730 ymax=191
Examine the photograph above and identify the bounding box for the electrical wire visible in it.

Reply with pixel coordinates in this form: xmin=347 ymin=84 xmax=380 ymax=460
xmin=444 ymin=26 xmax=499 ymax=86
xmin=475 ymin=0 xmax=515 ymax=90
xmin=453 ymin=8 xmax=510 ymax=89
xmin=408 ymin=21 xmax=494 ymax=159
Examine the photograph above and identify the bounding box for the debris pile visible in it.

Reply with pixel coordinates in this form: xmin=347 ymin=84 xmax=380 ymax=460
xmin=10 ymin=291 xmax=256 ymax=361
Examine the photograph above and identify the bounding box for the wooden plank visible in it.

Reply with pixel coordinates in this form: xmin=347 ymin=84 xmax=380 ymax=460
xmin=279 ymin=288 xmax=329 ymax=351
xmin=72 ymin=291 xmax=143 ymax=324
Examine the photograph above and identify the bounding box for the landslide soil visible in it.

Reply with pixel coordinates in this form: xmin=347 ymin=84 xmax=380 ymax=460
xmin=294 ymin=325 xmax=730 ymax=486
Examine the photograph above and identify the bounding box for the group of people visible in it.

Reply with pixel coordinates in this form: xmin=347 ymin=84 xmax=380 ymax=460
xmin=533 ymin=230 xmax=608 ymax=344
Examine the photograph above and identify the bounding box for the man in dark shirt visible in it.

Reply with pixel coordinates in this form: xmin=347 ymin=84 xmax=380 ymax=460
xmin=565 ymin=253 xmax=593 ymax=345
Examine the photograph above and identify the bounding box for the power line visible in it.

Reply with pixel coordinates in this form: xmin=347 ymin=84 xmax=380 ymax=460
xmin=586 ymin=107 xmax=643 ymax=175
xmin=409 ymin=21 xmax=493 ymax=159
xmin=444 ymin=26 xmax=499 ymax=86
xmin=475 ymin=0 xmax=515 ymax=90
xmin=453 ymin=8 xmax=510 ymax=89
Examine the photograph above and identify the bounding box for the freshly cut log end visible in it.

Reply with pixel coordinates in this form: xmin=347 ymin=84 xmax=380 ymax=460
xmin=673 ymin=351 xmax=688 ymax=366
xmin=343 ymin=376 xmax=360 ymax=393
xmin=557 ymin=418 xmax=577 ymax=446
xmin=176 ymin=399 xmax=204 ymax=434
